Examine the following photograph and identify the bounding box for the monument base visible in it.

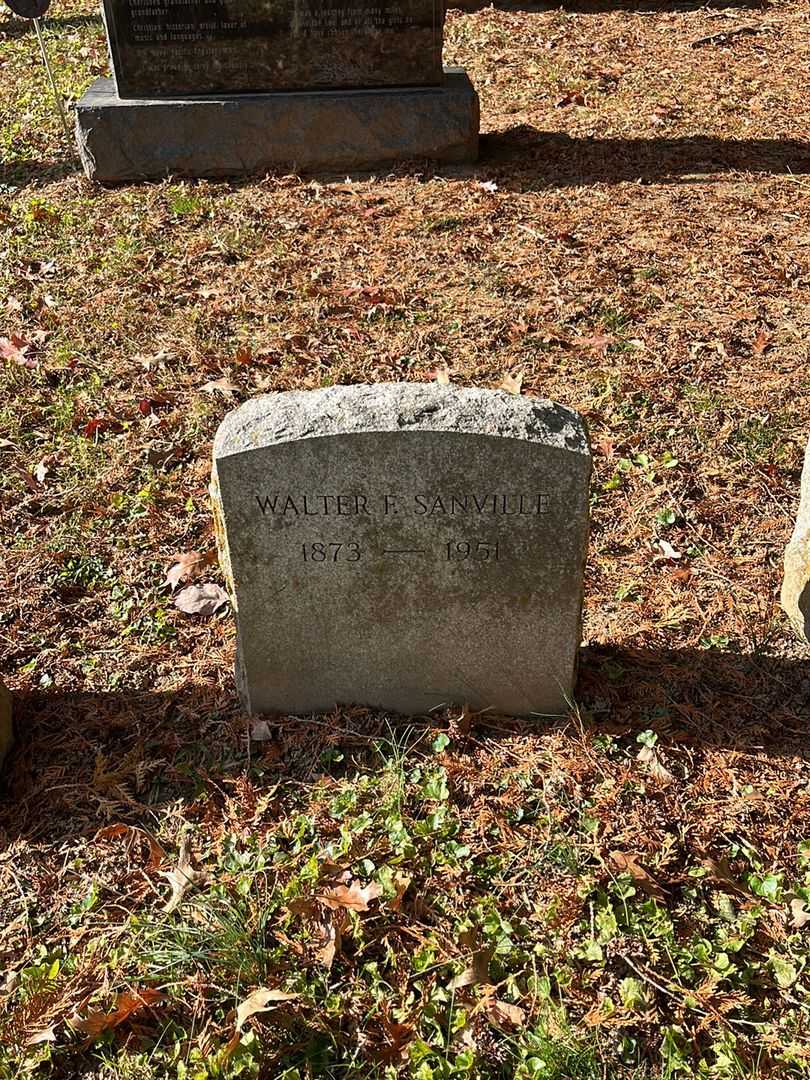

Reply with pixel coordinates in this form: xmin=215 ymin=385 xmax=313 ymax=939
xmin=75 ymin=69 xmax=479 ymax=184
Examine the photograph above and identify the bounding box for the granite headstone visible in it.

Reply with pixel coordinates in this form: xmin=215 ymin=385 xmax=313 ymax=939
xmin=102 ymin=0 xmax=444 ymax=97
xmin=76 ymin=0 xmax=477 ymax=180
xmin=211 ymin=383 xmax=591 ymax=717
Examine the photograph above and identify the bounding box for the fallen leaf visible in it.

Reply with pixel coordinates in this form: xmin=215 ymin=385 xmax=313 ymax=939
xmin=26 ymin=1027 xmax=56 ymax=1045
xmin=82 ymin=417 xmax=121 ymax=440
xmin=96 ymin=823 xmax=166 ymax=870
xmin=572 ymin=333 xmax=615 ymax=354
xmin=374 ymin=1014 xmax=415 ymax=1063
xmin=220 ymin=1031 xmax=243 ymax=1065
xmin=249 ymin=718 xmax=274 ymax=741
xmin=7 ymin=341 xmax=32 ymax=364
xmin=71 ymin=989 xmax=165 ymax=1039
xmin=484 ymin=997 xmax=525 ymax=1028
xmin=702 ymin=857 xmax=750 ymax=896
xmin=317 ymin=877 xmax=383 ymax=912
xmin=752 ymin=328 xmax=771 ymax=355
xmin=146 ymin=445 xmax=182 ymax=470
xmin=657 ymin=539 xmax=682 ymax=561
xmin=388 ymin=871 xmax=412 ymax=912
xmin=0 ymin=334 xmax=37 ymax=367
xmin=174 ymin=583 xmax=229 ymax=616
xmin=315 ymin=911 xmax=342 ymax=968
xmin=498 ymin=370 xmax=524 ymax=395
xmin=341 ymin=284 xmax=398 ymax=308
xmin=506 ymin=320 xmax=528 ymax=342
xmin=135 ymin=348 xmax=175 ymax=369
xmin=555 ymin=89 xmax=586 ymax=108
xmin=448 ymin=703 xmax=473 ymax=739
xmin=13 ymin=463 xmax=42 ymax=493
xmin=260 ymin=740 xmax=284 ymax=762
xmin=609 ymin=851 xmax=668 ymax=901
xmin=164 ymin=550 xmax=216 ymax=591
xmin=433 ymin=365 xmax=451 ymax=385
xmin=637 ymin=743 xmax=675 ymax=786
xmin=449 ymin=947 xmax=493 ymax=990
xmin=138 ymin=394 xmax=172 ymax=416
xmin=201 ymin=376 xmax=241 ymax=395
xmin=287 ymin=896 xmax=319 ymax=917
xmin=790 ymin=897 xmax=810 ymax=930
xmin=163 ymin=836 xmax=202 ymax=912
xmin=236 ymin=988 xmax=299 ymax=1031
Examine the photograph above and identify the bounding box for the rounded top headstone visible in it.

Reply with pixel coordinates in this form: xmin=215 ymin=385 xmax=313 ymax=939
xmin=211 ymin=382 xmax=592 ymax=719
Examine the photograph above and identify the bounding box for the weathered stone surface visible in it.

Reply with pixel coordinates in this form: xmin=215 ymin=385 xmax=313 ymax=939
xmin=0 ymin=680 xmax=12 ymax=770
xmin=211 ymin=383 xmax=591 ymax=718
xmin=75 ymin=70 xmax=479 ymax=183
xmin=782 ymin=436 xmax=810 ymax=642
xmin=102 ymin=0 xmax=444 ymax=98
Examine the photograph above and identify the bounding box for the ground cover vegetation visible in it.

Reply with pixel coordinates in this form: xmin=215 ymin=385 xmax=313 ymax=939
xmin=1 ymin=0 xmax=810 ymax=1075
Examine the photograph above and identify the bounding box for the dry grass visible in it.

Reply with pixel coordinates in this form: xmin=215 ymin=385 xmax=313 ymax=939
xmin=1 ymin=0 xmax=810 ymax=1075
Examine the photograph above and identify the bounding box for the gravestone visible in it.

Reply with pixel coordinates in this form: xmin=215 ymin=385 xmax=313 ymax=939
xmin=101 ymin=0 xmax=444 ymax=97
xmin=211 ymin=383 xmax=591 ymax=717
xmin=74 ymin=0 xmax=478 ymax=181
xmin=781 ymin=435 xmax=810 ymax=642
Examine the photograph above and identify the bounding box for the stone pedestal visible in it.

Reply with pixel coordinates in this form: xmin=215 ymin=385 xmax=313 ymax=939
xmin=75 ymin=68 xmax=479 ymax=183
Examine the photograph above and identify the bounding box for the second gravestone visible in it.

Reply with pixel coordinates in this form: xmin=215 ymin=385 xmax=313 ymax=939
xmin=212 ymin=384 xmax=591 ymax=717
xmin=74 ymin=0 xmax=478 ymax=181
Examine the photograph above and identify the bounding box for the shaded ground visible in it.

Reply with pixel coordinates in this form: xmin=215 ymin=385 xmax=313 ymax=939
xmin=1 ymin=0 xmax=810 ymax=1075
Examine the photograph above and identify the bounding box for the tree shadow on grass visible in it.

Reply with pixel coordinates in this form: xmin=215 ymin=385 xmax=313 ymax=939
xmin=577 ymin=643 xmax=810 ymax=751
xmin=0 ymin=13 xmax=102 ymax=38
xmin=482 ymin=128 xmax=810 ymax=188
xmin=0 ymin=160 xmax=80 ymax=187
xmin=1 ymin=643 xmax=808 ymax=846
xmin=0 ymin=683 xmax=245 ymax=845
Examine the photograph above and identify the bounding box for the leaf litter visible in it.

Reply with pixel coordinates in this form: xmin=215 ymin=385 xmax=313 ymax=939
xmin=1 ymin=0 xmax=810 ymax=1074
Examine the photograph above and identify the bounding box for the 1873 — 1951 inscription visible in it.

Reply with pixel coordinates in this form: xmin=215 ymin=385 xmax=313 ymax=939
xmin=211 ymin=384 xmax=591 ymax=718
xmin=102 ymin=0 xmax=444 ymax=97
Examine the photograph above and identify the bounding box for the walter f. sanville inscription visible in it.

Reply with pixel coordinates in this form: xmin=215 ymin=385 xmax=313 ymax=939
xmin=253 ymin=492 xmax=551 ymax=517
xmin=211 ymin=383 xmax=591 ymax=718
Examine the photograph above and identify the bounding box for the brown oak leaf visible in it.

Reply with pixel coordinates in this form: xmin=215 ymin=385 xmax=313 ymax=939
xmin=164 ymin=550 xmax=216 ymax=591
xmin=71 ymin=989 xmax=165 ymax=1039
xmin=609 ymin=851 xmax=668 ymax=901
xmin=317 ymin=877 xmax=383 ymax=912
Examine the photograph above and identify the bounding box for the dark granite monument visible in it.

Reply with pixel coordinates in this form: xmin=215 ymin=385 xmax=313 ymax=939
xmin=75 ymin=0 xmax=479 ymax=181
xmin=103 ymin=0 xmax=444 ymax=97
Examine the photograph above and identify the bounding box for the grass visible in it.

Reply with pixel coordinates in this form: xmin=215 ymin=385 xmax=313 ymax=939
xmin=3 ymin=723 xmax=809 ymax=1077
xmin=2 ymin=0 xmax=810 ymax=1075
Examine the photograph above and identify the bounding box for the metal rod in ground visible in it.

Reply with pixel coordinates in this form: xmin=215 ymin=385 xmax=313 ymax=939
xmin=33 ymin=17 xmax=72 ymax=142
